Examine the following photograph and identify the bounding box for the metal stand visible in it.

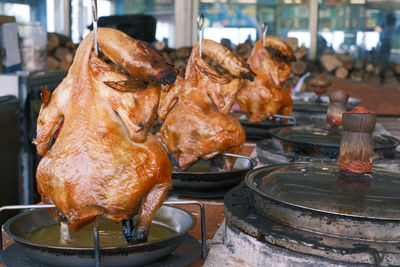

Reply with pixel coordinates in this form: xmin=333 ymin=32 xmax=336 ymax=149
xmin=223 ymin=152 xmax=256 ymax=169
xmin=0 ymin=200 xmax=207 ymax=266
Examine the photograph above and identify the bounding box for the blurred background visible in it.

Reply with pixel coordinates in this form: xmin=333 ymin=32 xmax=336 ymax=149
xmin=1 ymin=0 xmax=400 ymax=62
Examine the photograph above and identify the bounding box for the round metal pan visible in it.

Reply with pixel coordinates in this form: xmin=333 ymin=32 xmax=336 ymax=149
xmin=172 ymin=153 xmax=255 ymax=197
xmin=231 ymin=110 xmax=296 ymax=140
xmin=245 ymin=162 xmax=400 ymax=242
xmin=268 ymin=125 xmax=400 ymax=159
xmin=239 ymin=118 xmax=295 ymax=140
xmin=3 ymin=205 xmax=195 ymax=267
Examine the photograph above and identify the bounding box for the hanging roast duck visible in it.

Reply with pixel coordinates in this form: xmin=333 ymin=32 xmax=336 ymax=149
xmin=237 ymin=36 xmax=295 ymax=123
xmin=158 ymin=39 xmax=254 ymax=171
xmin=34 ymin=27 xmax=177 ymax=244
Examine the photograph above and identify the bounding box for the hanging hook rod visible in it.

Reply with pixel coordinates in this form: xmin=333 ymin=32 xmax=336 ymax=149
xmin=91 ymin=0 xmax=99 ymax=56
xmin=262 ymin=22 xmax=268 ymax=47
xmin=197 ymin=14 xmax=205 ymax=57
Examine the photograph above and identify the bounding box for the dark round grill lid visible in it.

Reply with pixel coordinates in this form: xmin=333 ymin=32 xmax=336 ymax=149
xmin=246 ymin=162 xmax=400 ymax=220
xmin=269 ymin=125 xmax=400 ymax=150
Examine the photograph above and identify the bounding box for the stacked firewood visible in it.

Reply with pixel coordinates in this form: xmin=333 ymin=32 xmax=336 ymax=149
xmin=284 ymin=37 xmax=310 ymax=91
xmin=319 ymin=53 xmax=400 ymax=87
xmin=154 ymin=41 xmax=191 ymax=70
xmin=46 ymin=33 xmax=77 ymax=70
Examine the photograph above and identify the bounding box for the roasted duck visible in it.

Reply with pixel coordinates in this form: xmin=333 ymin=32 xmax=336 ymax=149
xmin=35 ymin=27 xmax=177 ymax=243
xmin=237 ymin=36 xmax=294 ymax=123
xmin=158 ymin=39 xmax=254 ymax=170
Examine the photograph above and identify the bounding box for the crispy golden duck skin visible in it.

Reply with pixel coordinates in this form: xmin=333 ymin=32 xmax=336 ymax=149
xmin=237 ymin=36 xmax=294 ymax=123
xmin=35 ymin=28 xmax=176 ymax=236
xmin=159 ymin=39 xmax=254 ymax=170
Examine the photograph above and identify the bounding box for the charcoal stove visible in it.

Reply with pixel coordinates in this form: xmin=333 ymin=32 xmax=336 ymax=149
xmin=0 ymin=200 xmax=206 ymax=267
xmin=224 ymin=162 xmax=400 ymax=266
xmin=219 ymin=109 xmax=400 ymax=266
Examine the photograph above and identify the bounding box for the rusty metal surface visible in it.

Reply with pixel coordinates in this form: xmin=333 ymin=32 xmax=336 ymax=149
xmin=224 ymin=184 xmax=400 ymax=266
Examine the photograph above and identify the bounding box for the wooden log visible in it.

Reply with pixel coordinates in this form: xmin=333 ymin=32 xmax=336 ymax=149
xmin=354 ymin=60 xmax=364 ymax=70
xmin=364 ymin=72 xmax=380 ymax=84
xmin=165 ymin=51 xmax=177 ymax=62
xmin=291 ymin=60 xmax=307 ymax=75
xmin=154 ymin=41 xmax=167 ymax=51
xmin=319 ymin=54 xmax=343 ymax=72
xmin=349 ymin=71 xmax=363 ymax=82
xmin=335 ymin=66 xmax=348 ymax=79
xmin=173 ymin=59 xmax=186 ymax=70
xmin=365 ymin=63 xmax=374 ymax=73
xmin=393 ymin=64 xmax=400 ymax=76
xmin=383 ymin=77 xmax=400 ymax=87
xmin=284 ymin=37 xmax=298 ymax=52
xmin=54 ymin=47 xmax=73 ymax=64
xmin=373 ymin=66 xmax=382 ymax=75
xmin=65 ymin=40 xmax=76 ymax=50
xmin=161 ymin=52 xmax=173 ymax=64
xmin=383 ymin=70 xmax=395 ymax=79
xmin=53 ymin=33 xmax=70 ymax=46
xmin=337 ymin=54 xmax=351 ymax=63
xmin=220 ymin=39 xmax=232 ymax=51
xmin=176 ymin=47 xmax=192 ymax=59
xmin=47 ymin=33 xmax=60 ymax=52
xmin=294 ymin=45 xmax=307 ymax=60
xmin=59 ymin=60 xmax=71 ymax=70
xmin=343 ymin=61 xmax=354 ymax=71
xmin=46 ymin=56 xmax=60 ymax=69
xmin=233 ymin=42 xmax=252 ymax=61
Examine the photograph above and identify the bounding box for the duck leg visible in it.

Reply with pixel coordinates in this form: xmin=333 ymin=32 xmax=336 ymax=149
xmin=122 ymin=219 xmax=135 ymax=244
xmin=122 ymin=182 xmax=171 ymax=244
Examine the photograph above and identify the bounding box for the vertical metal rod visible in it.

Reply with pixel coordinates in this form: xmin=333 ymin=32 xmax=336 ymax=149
xmin=91 ymin=0 xmax=99 ymax=56
xmin=262 ymin=22 xmax=268 ymax=47
xmin=197 ymin=14 xmax=204 ymax=57
xmin=94 ymin=216 xmax=100 ymax=267
xmin=199 ymin=202 xmax=206 ymax=259
xmin=164 ymin=200 xmax=207 ymax=259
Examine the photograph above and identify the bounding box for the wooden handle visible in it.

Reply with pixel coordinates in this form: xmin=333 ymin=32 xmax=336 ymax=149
xmin=328 ymin=90 xmax=349 ymax=104
xmin=342 ymin=113 xmax=376 ymax=132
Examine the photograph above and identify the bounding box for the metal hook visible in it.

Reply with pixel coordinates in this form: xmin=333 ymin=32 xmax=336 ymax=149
xmin=197 ymin=14 xmax=205 ymax=57
xmin=91 ymin=0 xmax=99 ymax=56
xmin=262 ymin=22 xmax=268 ymax=47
